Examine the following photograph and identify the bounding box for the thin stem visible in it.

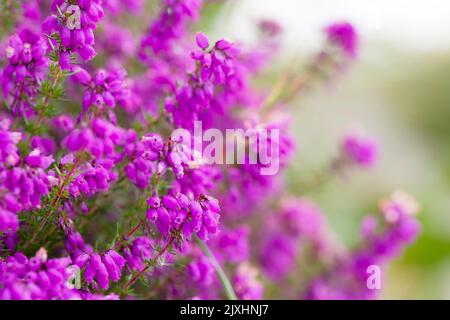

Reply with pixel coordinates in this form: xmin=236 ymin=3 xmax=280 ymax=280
xmin=194 ymin=235 xmax=238 ymax=300
xmin=293 ymin=156 xmax=347 ymax=194
xmin=23 ymin=158 xmax=80 ymax=249
xmin=111 ymin=219 xmax=146 ymax=250
xmin=125 ymin=235 xmax=175 ymax=289
xmin=34 ymin=64 xmax=62 ymax=130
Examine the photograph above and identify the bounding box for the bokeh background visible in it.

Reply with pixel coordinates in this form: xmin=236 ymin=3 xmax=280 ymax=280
xmin=204 ymin=0 xmax=450 ymax=299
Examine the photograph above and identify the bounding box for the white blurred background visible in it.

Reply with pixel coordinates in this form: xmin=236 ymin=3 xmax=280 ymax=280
xmin=228 ymin=0 xmax=450 ymax=52
xmin=209 ymin=0 xmax=450 ymax=299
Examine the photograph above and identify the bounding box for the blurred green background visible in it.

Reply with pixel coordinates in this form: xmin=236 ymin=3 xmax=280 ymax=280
xmin=207 ymin=0 xmax=450 ymax=299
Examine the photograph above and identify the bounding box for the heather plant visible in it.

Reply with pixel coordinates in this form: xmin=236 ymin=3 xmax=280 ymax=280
xmin=0 ymin=0 xmax=421 ymax=300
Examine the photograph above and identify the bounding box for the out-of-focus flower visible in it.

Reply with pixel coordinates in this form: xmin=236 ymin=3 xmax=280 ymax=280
xmin=1 ymin=29 xmax=48 ymax=115
xmin=325 ymin=21 xmax=358 ymax=58
xmin=341 ymin=132 xmax=378 ymax=167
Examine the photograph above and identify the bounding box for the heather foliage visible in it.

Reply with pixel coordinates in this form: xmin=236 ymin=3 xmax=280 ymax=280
xmin=0 ymin=1 xmax=420 ymax=300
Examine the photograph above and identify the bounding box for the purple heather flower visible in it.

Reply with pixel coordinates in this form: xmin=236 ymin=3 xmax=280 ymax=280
xmin=140 ymin=0 xmax=203 ymax=57
xmin=0 ymin=119 xmax=22 ymax=167
xmin=24 ymin=149 xmax=54 ymax=170
xmin=260 ymin=234 xmax=296 ymax=281
xmin=341 ymin=132 xmax=378 ymax=167
xmin=0 ymin=249 xmax=82 ymax=300
xmin=187 ymin=255 xmax=216 ymax=287
xmin=30 ymin=136 xmax=56 ymax=156
xmin=126 ymin=133 xmax=196 ymax=189
xmin=325 ymin=21 xmax=358 ymax=58
xmin=259 ymin=198 xmax=329 ymax=281
xmin=97 ymin=21 xmax=136 ymax=61
xmin=43 ymin=0 xmax=105 ymax=68
xmin=63 ymin=118 xmax=128 ymax=161
xmin=146 ymin=192 xmax=220 ymax=245
xmin=279 ymin=198 xmax=326 ymax=240
xmin=65 ymin=231 xmax=93 ymax=259
xmin=168 ymin=33 xmax=241 ymax=129
xmin=370 ymin=191 xmax=421 ymax=256
xmin=102 ymin=250 xmax=126 ymax=282
xmin=0 ymin=134 xmax=55 ymax=233
xmin=211 ymin=226 xmax=249 ymax=263
xmin=68 ymin=162 xmax=116 ymax=197
xmin=305 ymin=192 xmax=421 ymax=300
xmin=77 ymin=250 xmax=125 ymax=290
xmin=51 ymin=114 xmax=75 ymax=133
xmin=103 ymin=0 xmax=144 ymax=15
xmin=123 ymin=236 xmax=154 ymax=271
xmin=379 ymin=190 xmax=420 ymax=223
xmin=22 ymin=0 xmax=42 ymax=22
xmin=232 ymin=263 xmax=264 ymax=300
xmin=259 ymin=19 xmax=283 ymax=38
xmin=0 ymin=1 xmax=423 ymax=302
xmin=1 ymin=29 xmax=48 ymax=115
xmin=73 ymin=67 xmax=129 ymax=116
xmin=187 ymin=256 xmax=215 ymax=286
xmin=0 ymin=207 xmax=19 ymax=234
xmin=196 ymin=32 xmax=210 ymax=50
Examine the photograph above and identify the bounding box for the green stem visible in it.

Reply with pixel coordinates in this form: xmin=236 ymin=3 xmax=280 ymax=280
xmin=23 ymin=158 xmax=80 ymax=249
xmin=194 ymin=235 xmax=238 ymax=300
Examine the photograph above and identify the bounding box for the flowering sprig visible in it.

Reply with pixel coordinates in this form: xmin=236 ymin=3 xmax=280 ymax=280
xmin=325 ymin=22 xmax=358 ymax=59
xmin=146 ymin=193 xmax=221 ymax=243
xmin=0 ymin=1 xmax=421 ymax=301
xmin=291 ymin=131 xmax=378 ymax=194
xmin=0 ymin=122 xmax=55 ymax=236
xmin=43 ymin=0 xmax=104 ymax=69
xmin=306 ymin=191 xmax=420 ymax=300
xmin=341 ymin=131 xmax=378 ymax=168
xmin=261 ymin=21 xmax=359 ymax=111
xmin=125 ymin=133 xmax=195 ymax=189
xmin=1 ymin=29 xmax=49 ymax=116
xmin=74 ymin=250 xmax=126 ymax=290
xmin=140 ymin=0 xmax=203 ymax=58
xmin=166 ymin=32 xmax=240 ymax=129
xmin=0 ymin=247 xmax=118 ymax=299
xmin=73 ymin=66 xmax=129 ymax=118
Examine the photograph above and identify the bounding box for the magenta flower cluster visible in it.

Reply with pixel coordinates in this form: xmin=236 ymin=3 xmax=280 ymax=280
xmin=146 ymin=193 xmax=220 ymax=242
xmin=166 ymin=32 xmax=240 ymax=129
xmin=140 ymin=0 xmax=202 ymax=56
xmin=75 ymin=250 xmax=125 ymax=290
xmin=1 ymin=30 xmax=48 ymax=115
xmin=74 ymin=66 xmax=129 ymax=115
xmin=0 ymin=1 xmax=420 ymax=300
xmin=325 ymin=22 xmax=359 ymax=58
xmin=341 ymin=132 xmax=378 ymax=167
xmin=43 ymin=0 xmax=104 ymax=69
xmin=0 ymin=120 xmax=54 ymax=234
xmin=307 ymin=191 xmax=420 ymax=299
